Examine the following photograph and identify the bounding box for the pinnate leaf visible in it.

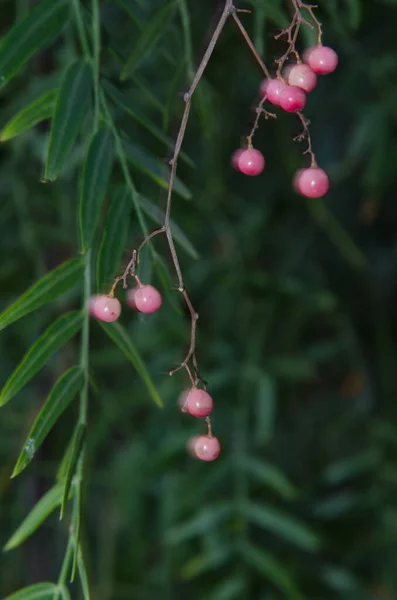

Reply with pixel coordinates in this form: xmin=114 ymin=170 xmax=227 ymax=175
xmin=0 ymin=311 xmax=83 ymax=407
xmin=79 ymin=126 xmax=114 ymax=251
xmin=240 ymin=542 xmax=303 ymax=599
xmin=60 ymin=424 xmax=86 ymax=519
xmin=44 ymin=60 xmax=92 ymax=181
xmin=4 ymin=484 xmax=67 ymax=551
xmin=120 ymin=1 xmax=177 ymax=80
xmin=3 ymin=582 xmax=58 ymax=600
xmin=12 ymin=367 xmax=84 ymax=477
xmin=0 ymin=258 xmax=84 ymax=333
xmin=243 ymin=502 xmax=320 ymax=551
xmin=0 ymin=0 xmax=69 ymax=88
xmin=96 ymin=188 xmax=130 ymax=289
xmin=0 ymin=89 xmax=57 ymax=142
xmin=99 ymin=321 xmax=163 ymax=408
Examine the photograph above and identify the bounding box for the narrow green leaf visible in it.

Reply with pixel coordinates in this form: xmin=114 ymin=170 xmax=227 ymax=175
xmin=99 ymin=321 xmax=163 ymax=408
xmin=0 ymin=311 xmax=83 ymax=407
xmin=241 ymin=542 xmax=303 ymax=599
xmin=254 ymin=372 xmax=276 ymax=445
xmin=96 ymin=188 xmax=130 ymax=289
xmin=58 ymin=586 xmax=71 ymax=600
xmin=0 ymin=258 xmax=84 ymax=333
xmin=123 ymin=141 xmax=191 ymax=200
xmin=101 ymin=80 xmax=194 ymax=167
xmin=76 ymin=543 xmax=91 ymax=600
xmin=4 ymin=484 xmax=65 ymax=551
xmin=243 ymin=502 xmax=320 ymax=551
xmin=12 ymin=367 xmax=84 ymax=477
xmin=165 ymin=505 xmax=233 ymax=545
xmin=60 ymin=424 xmax=86 ymax=519
xmin=79 ymin=126 xmax=114 ymax=251
xmin=3 ymin=582 xmax=58 ymax=600
xmin=207 ymin=576 xmax=245 ymax=600
xmin=139 ymin=195 xmax=198 ymax=259
xmin=240 ymin=457 xmax=297 ymax=500
xmin=323 ymin=449 xmax=380 ymax=485
xmin=120 ymin=2 xmax=177 ymax=80
xmin=0 ymin=89 xmax=57 ymax=142
xmin=44 ymin=61 xmax=92 ymax=181
xmin=0 ymin=0 xmax=69 ymax=89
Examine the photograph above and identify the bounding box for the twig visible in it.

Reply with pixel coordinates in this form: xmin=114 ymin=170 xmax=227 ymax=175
xmin=295 ymin=112 xmax=317 ymax=167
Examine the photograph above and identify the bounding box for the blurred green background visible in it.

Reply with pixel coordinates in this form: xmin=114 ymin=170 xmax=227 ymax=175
xmin=1 ymin=0 xmax=397 ymax=598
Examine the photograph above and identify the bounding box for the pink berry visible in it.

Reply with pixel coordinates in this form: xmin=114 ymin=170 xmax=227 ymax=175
xmin=279 ymin=85 xmax=306 ymax=112
xmin=284 ymin=64 xmax=317 ymax=92
xmin=188 ymin=435 xmax=221 ymax=462
xmin=303 ymin=46 xmax=338 ymax=75
xmin=128 ymin=285 xmax=162 ymax=314
xmin=236 ymin=148 xmax=265 ymax=176
xmin=88 ymin=294 xmax=121 ymax=322
xmin=179 ymin=388 xmax=214 ymax=418
xmin=231 ymin=149 xmax=244 ymax=172
xmin=293 ymin=167 xmax=329 ymax=198
xmin=260 ymin=78 xmax=286 ymax=106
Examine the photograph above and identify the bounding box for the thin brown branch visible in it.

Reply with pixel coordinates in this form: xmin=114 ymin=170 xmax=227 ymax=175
xmin=294 ymin=112 xmax=317 ymax=167
xmin=231 ymin=10 xmax=272 ymax=79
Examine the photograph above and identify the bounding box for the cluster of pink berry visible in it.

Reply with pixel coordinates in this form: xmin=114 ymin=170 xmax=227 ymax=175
xmin=180 ymin=388 xmax=220 ymax=462
xmin=88 ymin=284 xmax=162 ymax=322
xmin=232 ymin=45 xmax=338 ymax=199
xmin=88 ymin=285 xmax=221 ymax=462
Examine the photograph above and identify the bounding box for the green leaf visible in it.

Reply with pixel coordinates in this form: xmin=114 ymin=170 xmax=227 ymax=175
xmin=76 ymin=543 xmax=91 ymax=600
xmin=243 ymin=502 xmax=320 ymax=551
xmin=139 ymin=195 xmax=198 ymax=259
xmin=4 ymin=484 xmax=66 ymax=551
xmin=12 ymin=367 xmax=84 ymax=477
xmin=101 ymin=80 xmax=194 ymax=168
xmin=0 ymin=311 xmax=83 ymax=407
xmin=240 ymin=542 xmax=303 ymax=599
xmin=323 ymin=449 xmax=381 ymax=486
xmin=0 ymin=258 xmax=84 ymax=333
xmin=254 ymin=372 xmax=276 ymax=445
xmin=120 ymin=2 xmax=177 ymax=80
xmin=99 ymin=321 xmax=163 ymax=408
xmin=240 ymin=457 xmax=297 ymax=500
xmin=60 ymin=424 xmax=86 ymax=519
xmin=207 ymin=576 xmax=245 ymax=600
xmin=0 ymin=89 xmax=57 ymax=142
xmin=58 ymin=586 xmax=71 ymax=600
xmin=0 ymin=0 xmax=69 ymax=89
xmin=165 ymin=505 xmax=233 ymax=545
xmin=3 ymin=582 xmax=58 ymax=600
xmin=44 ymin=61 xmax=92 ymax=181
xmin=96 ymin=188 xmax=130 ymax=289
xmin=123 ymin=141 xmax=191 ymax=200
xmin=79 ymin=126 xmax=114 ymax=251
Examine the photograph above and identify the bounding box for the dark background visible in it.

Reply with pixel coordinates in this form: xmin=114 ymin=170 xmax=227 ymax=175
xmin=1 ymin=0 xmax=397 ymax=598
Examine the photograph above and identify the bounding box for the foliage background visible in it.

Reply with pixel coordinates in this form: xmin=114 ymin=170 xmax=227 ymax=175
xmin=1 ymin=0 xmax=397 ymax=598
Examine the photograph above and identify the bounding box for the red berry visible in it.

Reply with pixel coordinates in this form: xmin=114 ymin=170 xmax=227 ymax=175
xmin=303 ymin=46 xmax=338 ymax=75
xmin=127 ymin=285 xmax=162 ymax=314
xmin=179 ymin=388 xmax=214 ymax=418
xmin=188 ymin=435 xmax=221 ymax=462
xmin=279 ymin=85 xmax=306 ymax=112
xmin=293 ymin=167 xmax=329 ymax=198
xmin=88 ymin=295 xmax=121 ymax=322
xmin=285 ymin=64 xmax=317 ymax=92
xmin=260 ymin=78 xmax=286 ymax=106
xmin=236 ymin=148 xmax=265 ymax=176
